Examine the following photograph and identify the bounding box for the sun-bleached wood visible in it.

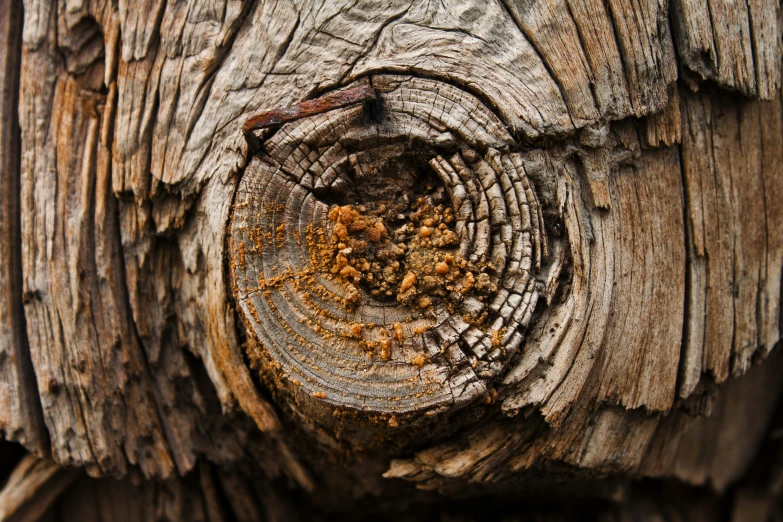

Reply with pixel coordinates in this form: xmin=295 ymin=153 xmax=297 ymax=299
xmin=0 ymin=0 xmax=46 ymax=455
xmin=1 ymin=0 xmax=782 ymax=519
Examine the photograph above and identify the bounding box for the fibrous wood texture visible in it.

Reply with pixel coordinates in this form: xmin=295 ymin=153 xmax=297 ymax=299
xmin=0 ymin=0 xmax=46 ymax=455
xmin=0 ymin=0 xmax=782 ymax=519
xmin=0 ymin=454 xmax=78 ymax=522
xmin=230 ymin=75 xmax=559 ymax=450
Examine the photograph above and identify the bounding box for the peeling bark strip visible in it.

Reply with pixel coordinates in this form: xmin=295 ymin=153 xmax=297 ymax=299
xmin=231 ymin=75 xmax=564 ymax=449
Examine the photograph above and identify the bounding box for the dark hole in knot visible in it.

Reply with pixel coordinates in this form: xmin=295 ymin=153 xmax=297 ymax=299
xmin=312 ymin=149 xmax=437 ymax=208
xmin=312 ymin=148 xmax=497 ymax=312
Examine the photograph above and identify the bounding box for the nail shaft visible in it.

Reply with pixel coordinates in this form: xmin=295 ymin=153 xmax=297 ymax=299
xmin=243 ymin=84 xmax=378 ymax=137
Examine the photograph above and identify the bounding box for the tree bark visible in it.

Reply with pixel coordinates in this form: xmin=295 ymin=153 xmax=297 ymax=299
xmin=0 ymin=0 xmax=782 ymax=519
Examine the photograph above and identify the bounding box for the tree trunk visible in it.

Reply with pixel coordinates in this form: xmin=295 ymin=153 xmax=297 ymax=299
xmin=1 ymin=0 xmax=782 ymax=519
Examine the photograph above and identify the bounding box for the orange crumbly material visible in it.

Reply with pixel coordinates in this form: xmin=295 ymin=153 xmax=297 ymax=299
xmin=306 ymin=182 xmax=500 ymax=366
xmin=411 ymin=354 xmax=427 ymax=367
xmin=323 ymin=198 xmax=497 ymax=311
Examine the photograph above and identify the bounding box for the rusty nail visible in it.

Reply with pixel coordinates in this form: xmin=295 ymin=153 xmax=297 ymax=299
xmin=243 ymin=83 xmax=378 ymax=151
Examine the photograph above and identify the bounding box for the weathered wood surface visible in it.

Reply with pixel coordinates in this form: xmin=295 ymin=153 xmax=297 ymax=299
xmin=0 ymin=0 xmax=46 ymax=455
xmin=0 ymin=454 xmax=79 ymax=522
xmin=0 ymin=0 xmax=782 ymax=519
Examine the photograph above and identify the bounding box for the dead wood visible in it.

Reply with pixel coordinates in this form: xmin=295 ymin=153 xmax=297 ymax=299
xmin=0 ymin=0 xmax=782 ymax=519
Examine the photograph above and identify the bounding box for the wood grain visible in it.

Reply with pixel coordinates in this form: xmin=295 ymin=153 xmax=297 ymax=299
xmin=679 ymin=86 xmax=783 ymax=397
xmin=0 ymin=0 xmax=46 ymax=454
xmin=672 ymin=0 xmax=780 ymax=98
xmin=231 ymin=76 xmax=559 ymax=448
xmin=1 ymin=0 xmax=782 ymax=517
xmin=0 ymin=455 xmax=79 ymax=522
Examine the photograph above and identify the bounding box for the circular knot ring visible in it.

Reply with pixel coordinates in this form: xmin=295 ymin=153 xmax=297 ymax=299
xmin=230 ymin=75 xmax=548 ymax=447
